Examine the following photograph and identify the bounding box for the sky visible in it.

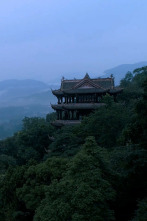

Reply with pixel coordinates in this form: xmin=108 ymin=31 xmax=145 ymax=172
xmin=0 ymin=0 xmax=147 ymax=83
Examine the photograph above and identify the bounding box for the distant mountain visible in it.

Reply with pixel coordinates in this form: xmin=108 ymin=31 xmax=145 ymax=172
xmin=103 ymin=61 xmax=147 ymax=85
xmin=0 ymin=79 xmax=48 ymax=88
xmin=0 ymin=79 xmax=57 ymax=107
xmin=13 ymin=90 xmax=56 ymax=106
xmin=47 ymin=62 xmax=147 ymax=86
xmin=0 ymin=79 xmax=49 ymax=100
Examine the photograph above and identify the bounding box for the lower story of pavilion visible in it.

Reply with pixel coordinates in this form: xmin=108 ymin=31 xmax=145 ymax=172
xmin=56 ymin=109 xmax=87 ymax=120
xmin=51 ymin=103 xmax=106 ymax=126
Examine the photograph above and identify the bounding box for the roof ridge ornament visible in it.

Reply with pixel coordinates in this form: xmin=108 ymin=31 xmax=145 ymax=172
xmin=84 ymin=73 xmax=90 ymax=79
xmin=61 ymin=76 xmax=65 ymax=81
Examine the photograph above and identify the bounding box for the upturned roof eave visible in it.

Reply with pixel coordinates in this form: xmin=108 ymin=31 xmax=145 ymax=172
xmin=51 ymin=104 xmax=62 ymax=110
xmin=52 ymin=89 xmax=64 ymax=96
xmin=109 ymin=88 xmax=123 ymax=94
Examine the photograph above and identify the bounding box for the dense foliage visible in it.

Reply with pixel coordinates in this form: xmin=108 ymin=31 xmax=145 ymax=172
xmin=0 ymin=67 xmax=147 ymax=221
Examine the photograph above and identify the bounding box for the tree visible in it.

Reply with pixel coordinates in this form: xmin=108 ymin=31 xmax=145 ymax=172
xmin=34 ymin=137 xmax=115 ymax=221
xmin=77 ymin=103 xmax=130 ymax=148
xmin=131 ymin=198 xmax=147 ymax=221
xmin=110 ymin=145 xmax=147 ymax=221
xmin=0 ymin=158 xmax=68 ymax=221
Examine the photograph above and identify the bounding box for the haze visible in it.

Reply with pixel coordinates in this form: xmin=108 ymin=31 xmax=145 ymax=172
xmin=0 ymin=0 xmax=147 ymax=83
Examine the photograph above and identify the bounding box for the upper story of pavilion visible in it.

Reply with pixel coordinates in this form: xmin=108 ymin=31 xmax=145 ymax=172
xmin=52 ymin=73 xmax=122 ymax=106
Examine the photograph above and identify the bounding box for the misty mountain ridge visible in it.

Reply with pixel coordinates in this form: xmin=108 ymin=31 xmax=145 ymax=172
xmin=10 ymin=90 xmax=56 ymax=107
xmin=0 ymin=79 xmax=49 ymax=98
xmin=1 ymin=62 xmax=147 ymax=107
xmin=0 ymin=79 xmax=57 ymax=107
xmin=0 ymin=79 xmax=49 ymax=91
xmin=48 ymin=61 xmax=147 ymax=86
xmin=103 ymin=61 xmax=147 ymax=85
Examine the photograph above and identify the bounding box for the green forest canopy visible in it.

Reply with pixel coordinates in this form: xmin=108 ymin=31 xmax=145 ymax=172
xmin=0 ymin=67 xmax=147 ymax=221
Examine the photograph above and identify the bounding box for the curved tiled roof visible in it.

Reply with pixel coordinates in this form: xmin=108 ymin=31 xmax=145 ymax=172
xmin=61 ymin=77 xmax=113 ymax=90
xmin=52 ymin=74 xmax=122 ymax=96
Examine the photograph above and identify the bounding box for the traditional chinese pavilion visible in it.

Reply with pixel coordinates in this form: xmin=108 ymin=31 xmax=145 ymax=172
xmin=51 ymin=74 xmax=122 ymax=126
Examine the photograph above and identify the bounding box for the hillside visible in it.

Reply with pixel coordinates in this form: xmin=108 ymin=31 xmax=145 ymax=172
xmin=0 ymin=67 xmax=146 ymax=221
xmin=0 ymin=79 xmax=52 ymax=106
xmin=103 ymin=61 xmax=147 ymax=85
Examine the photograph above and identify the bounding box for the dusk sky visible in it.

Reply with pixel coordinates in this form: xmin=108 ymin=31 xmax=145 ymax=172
xmin=0 ymin=0 xmax=147 ymax=83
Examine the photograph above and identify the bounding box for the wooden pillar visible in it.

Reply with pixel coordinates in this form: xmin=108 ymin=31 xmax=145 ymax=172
xmin=98 ymin=95 xmax=101 ymax=102
xmin=57 ymin=111 xmax=59 ymax=120
xmin=67 ymin=111 xmax=69 ymax=120
xmin=97 ymin=96 xmax=99 ymax=102
xmin=65 ymin=111 xmax=67 ymax=120
xmin=78 ymin=96 xmax=80 ymax=103
xmin=76 ymin=111 xmax=79 ymax=120
xmin=68 ymin=111 xmax=70 ymax=120
xmin=60 ymin=111 xmax=62 ymax=120
xmin=96 ymin=94 xmax=98 ymax=102
xmin=75 ymin=110 xmax=77 ymax=120
xmin=72 ymin=110 xmax=74 ymax=120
